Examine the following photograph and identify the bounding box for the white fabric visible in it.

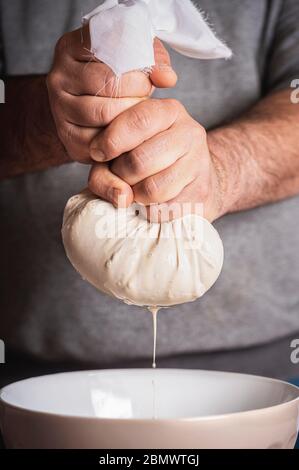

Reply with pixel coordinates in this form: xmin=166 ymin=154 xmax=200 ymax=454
xmin=83 ymin=0 xmax=232 ymax=76
xmin=62 ymin=190 xmax=224 ymax=307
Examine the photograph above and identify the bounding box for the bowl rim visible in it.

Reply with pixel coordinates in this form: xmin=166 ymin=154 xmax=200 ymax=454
xmin=1 ymin=368 xmax=299 ymax=423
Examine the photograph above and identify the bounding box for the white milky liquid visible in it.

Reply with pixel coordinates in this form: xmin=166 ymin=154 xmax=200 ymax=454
xmin=148 ymin=307 xmax=159 ymax=369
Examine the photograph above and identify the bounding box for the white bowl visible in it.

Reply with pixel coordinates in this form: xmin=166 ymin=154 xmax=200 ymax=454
xmin=0 ymin=369 xmax=298 ymax=449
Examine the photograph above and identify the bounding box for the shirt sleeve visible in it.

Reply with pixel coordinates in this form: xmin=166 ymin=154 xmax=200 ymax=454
xmin=264 ymin=0 xmax=299 ymax=92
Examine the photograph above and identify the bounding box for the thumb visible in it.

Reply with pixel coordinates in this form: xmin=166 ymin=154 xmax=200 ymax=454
xmin=150 ymin=38 xmax=178 ymax=88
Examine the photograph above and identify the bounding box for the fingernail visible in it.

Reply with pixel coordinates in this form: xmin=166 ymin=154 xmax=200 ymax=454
xmin=107 ymin=187 xmax=127 ymax=207
xmin=90 ymin=147 xmax=106 ymax=161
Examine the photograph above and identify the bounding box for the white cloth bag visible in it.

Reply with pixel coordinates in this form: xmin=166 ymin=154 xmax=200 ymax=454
xmin=83 ymin=0 xmax=232 ymax=76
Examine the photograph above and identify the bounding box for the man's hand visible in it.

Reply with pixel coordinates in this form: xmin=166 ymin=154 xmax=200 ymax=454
xmin=46 ymin=26 xmax=177 ymax=165
xmin=0 ymin=26 xmax=177 ymax=181
xmin=88 ymin=98 xmax=225 ymax=221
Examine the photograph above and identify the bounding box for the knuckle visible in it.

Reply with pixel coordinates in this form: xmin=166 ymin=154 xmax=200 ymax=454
xmin=129 ymin=147 xmax=148 ymax=174
xmin=46 ymin=70 xmax=61 ymax=91
xmin=60 ymin=126 xmax=85 ymax=162
xmin=129 ymin=107 xmax=152 ymax=130
xmin=101 ymin=103 xmax=111 ymax=125
xmin=192 ymin=123 xmax=207 ymax=140
xmin=157 ymin=134 xmax=171 ymax=153
xmin=165 ymin=98 xmax=179 ymax=108
xmin=102 ymin=68 xmax=117 ymax=97
xmin=104 ymin=130 xmax=121 ymax=156
xmin=148 ymin=99 xmax=166 ymax=115
xmin=165 ymin=98 xmax=184 ymax=113
xmin=62 ymin=123 xmax=75 ymax=145
xmin=141 ymin=177 xmax=159 ymax=200
xmin=92 ymin=102 xmax=106 ymax=125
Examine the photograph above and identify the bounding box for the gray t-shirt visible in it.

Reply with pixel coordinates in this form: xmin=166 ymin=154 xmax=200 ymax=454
xmin=1 ymin=0 xmax=299 ymax=366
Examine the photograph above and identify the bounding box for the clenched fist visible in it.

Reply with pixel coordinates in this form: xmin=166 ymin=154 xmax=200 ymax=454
xmin=89 ymin=98 xmax=226 ymax=222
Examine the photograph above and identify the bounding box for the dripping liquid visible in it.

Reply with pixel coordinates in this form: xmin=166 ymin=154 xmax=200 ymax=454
xmin=148 ymin=307 xmax=159 ymax=369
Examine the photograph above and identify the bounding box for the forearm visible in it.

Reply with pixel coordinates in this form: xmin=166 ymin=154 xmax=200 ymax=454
xmin=0 ymin=75 xmax=70 ymax=180
xmin=208 ymin=89 xmax=299 ymax=217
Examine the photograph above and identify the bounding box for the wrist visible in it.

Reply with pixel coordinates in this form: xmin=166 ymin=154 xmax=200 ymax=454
xmin=1 ymin=75 xmax=70 ymax=180
xmin=208 ymin=129 xmax=241 ymax=218
xmin=27 ymin=76 xmax=71 ymax=168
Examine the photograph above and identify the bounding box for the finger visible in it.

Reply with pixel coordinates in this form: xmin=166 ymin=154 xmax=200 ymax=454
xmin=133 ymin=153 xmax=200 ymax=205
xmin=64 ymin=60 xmax=152 ymax=98
xmin=150 ymin=38 xmax=178 ymax=89
xmin=57 ymin=30 xmax=175 ymax=94
xmin=65 ymin=30 xmax=176 ymax=90
xmin=111 ymin=124 xmax=192 ymax=185
xmin=62 ymin=93 xmax=145 ymax=127
xmin=57 ymin=121 xmax=99 ymax=163
xmin=90 ymin=99 xmax=180 ymax=162
xmin=54 ymin=26 xmax=94 ymax=65
xmin=88 ymin=163 xmax=134 ymax=208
